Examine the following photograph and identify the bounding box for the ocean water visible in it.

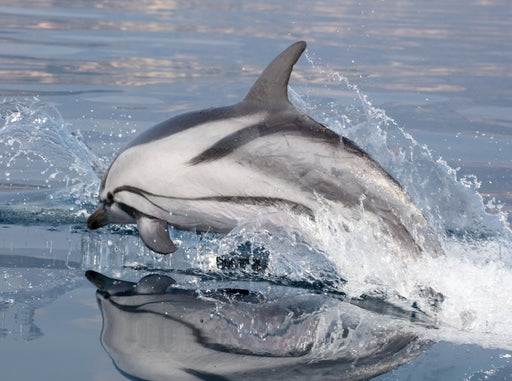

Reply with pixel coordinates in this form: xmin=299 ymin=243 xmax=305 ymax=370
xmin=0 ymin=1 xmax=511 ymax=380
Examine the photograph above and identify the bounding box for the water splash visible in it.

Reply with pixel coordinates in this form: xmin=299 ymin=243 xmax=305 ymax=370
xmin=0 ymin=97 xmax=106 ymax=222
xmin=301 ymin=52 xmax=510 ymax=241
xmin=291 ymin=51 xmax=512 ymax=349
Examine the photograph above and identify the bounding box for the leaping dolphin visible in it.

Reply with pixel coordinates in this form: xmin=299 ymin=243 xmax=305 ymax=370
xmin=87 ymin=41 xmax=442 ymax=256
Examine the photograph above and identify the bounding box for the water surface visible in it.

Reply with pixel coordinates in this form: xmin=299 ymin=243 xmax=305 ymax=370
xmin=1 ymin=1 xmax=511 ymax=380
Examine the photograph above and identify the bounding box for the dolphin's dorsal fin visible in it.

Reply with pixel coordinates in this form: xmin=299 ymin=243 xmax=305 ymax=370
xmin=243 ymin=41 xmax=306 ymax=105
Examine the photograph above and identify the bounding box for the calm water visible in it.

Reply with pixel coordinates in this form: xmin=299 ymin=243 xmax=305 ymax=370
xmin=1 ymin=1 xmax=512 ymax=380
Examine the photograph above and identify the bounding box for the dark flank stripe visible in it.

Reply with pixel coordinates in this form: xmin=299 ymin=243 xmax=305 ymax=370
xmin=189 ymin=116 xmax=340 ymax=165
xmin=113 ymin=185 xmax=315 ymax=219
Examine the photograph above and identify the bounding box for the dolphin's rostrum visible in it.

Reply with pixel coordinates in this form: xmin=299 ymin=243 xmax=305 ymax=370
xmin=87 ymin=41 xmax=442 ymax=256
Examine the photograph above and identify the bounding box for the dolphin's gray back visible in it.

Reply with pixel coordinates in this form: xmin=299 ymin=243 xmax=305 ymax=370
xmin=124 ymin=105 xmax=245 ymax=150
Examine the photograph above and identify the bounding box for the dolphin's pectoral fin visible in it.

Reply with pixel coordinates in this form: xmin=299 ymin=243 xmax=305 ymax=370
xmin=136 ymin=214 xmax=177 ymax=254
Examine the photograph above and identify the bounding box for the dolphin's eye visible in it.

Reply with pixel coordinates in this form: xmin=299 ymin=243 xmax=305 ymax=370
xmin=106 ymin=192 xmax=114 ymax=203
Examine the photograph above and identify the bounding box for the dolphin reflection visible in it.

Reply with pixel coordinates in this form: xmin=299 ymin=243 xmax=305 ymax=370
xmin=86 ymin=270 xmax=430 ymax=380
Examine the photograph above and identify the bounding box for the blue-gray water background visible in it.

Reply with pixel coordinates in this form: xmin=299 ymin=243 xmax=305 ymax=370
xmin=0 ymin=1 xmax=511 ymax=380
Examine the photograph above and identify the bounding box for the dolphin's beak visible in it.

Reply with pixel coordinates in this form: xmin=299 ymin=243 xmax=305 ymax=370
xmin=87 ymin=204 xmax=110 ymax=230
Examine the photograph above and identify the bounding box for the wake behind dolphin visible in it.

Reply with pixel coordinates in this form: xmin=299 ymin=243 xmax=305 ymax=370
xmin=87 ymin=41 xmax=442 ymax=257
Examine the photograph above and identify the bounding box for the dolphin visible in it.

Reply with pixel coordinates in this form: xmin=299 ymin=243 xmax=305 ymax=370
xmin=87 ymin=41 xmax=442 ymax=256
